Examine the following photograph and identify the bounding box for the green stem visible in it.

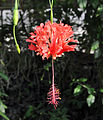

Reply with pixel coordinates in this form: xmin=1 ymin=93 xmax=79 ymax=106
xmin=15 ymin=0 xmax=18 ymax=9
xmin=49 ymin=0 xmax=53 ymax=24
xmin=13 ymin=25 xmax=20 ymax=54
xmin=13 ymin=0 xmax=20 ymax=54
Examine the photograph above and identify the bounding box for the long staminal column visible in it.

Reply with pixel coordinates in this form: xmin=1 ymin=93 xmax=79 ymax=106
xmin=47 ymin=59 xmax=61 ymax=109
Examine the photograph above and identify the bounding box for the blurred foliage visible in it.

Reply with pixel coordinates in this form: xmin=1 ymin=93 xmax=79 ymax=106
xmin=24 ymin=104 xmax=69 ymax=120
xmin=0 ymin=72 xmax=9 ymax=81
xmin=0 ymin=54 xmax=9 ymax=119
xmin=0 ymin=0 xmax=103 ymax=120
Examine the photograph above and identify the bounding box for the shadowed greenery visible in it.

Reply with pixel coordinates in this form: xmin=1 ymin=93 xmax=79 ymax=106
xmin=0 ymin=0 xmax=103 ymax=120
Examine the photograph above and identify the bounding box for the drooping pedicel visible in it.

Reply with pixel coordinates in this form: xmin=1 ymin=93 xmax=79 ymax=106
xmin=26 ymin=21 xmax=77 ymax=109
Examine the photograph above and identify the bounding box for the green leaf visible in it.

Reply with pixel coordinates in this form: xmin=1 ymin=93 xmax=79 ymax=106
xmin=0 ymin=103 xmax=5 ymax=113
xmin=91 ymin=41 xmax=99 ymax=51
xmin=87 ymin=94 xmax=95 ymax=107
xmin=100 ymin=88 xmax=103 ymax=93
xmin=94 ymin=49 xmax=101 ymax=59
xmin=87 ymin=87 xmax=96 ymax=94
xmin=73 ymin=85 xmax=82 ymax=96
xmin=0 ymin=111 xmax=10 ymax=120
xmin=0 ymin=100 xmax=7 ymax=113
xmin=77 ymin=0 xmax=87 ymax=9
xmin=81 ymin=84 xmax=96 ymax=94
xmin=0 ymin=72 xmax=9 ymax=81
xmin=78 ymin=78 xmax=87 ymax=82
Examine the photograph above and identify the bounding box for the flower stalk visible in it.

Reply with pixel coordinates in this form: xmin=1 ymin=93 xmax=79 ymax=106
xmin=13 ymin=0 xmax=20 ymax=54
xmin=49 ymin=0 xmax=53 ymax=24
xmin=47 ymin=58 xmax=61 ymax=109
xmin=47 ymin=0 xmax=61 ymax=109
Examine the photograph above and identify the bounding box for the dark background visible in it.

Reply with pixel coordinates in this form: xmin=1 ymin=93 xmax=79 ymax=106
xmin=0 ymin=0 xmax=103 ymax=120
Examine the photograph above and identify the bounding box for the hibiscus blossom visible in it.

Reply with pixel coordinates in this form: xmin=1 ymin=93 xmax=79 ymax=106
xmin=26 ymin=21 xmax=77 ymax=109
xmin=26 ymin=21 xmax=77 ymax=60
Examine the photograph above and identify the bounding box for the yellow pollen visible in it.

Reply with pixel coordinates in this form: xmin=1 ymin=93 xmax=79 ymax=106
xmin=48 ymin=51 xmax=50 ymax=54
xmin=59 ymin=97 xmax=61 ymax=100
xmin=56 ymin=89 xmax=59 ymax=92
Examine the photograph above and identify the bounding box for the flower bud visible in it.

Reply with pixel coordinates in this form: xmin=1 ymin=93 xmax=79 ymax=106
xmin=13 ymin=9 xmax=18 ymax=26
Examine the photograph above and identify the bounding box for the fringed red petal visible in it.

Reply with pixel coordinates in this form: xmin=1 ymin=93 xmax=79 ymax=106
xmin=26 ymin=21 xmax=78 ymax=60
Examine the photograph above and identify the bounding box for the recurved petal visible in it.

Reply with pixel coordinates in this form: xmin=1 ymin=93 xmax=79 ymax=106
xmin=26 ymin=39 xmax=37 ymax=44
xmin=28 ymin=43 xmax=37 ymax=51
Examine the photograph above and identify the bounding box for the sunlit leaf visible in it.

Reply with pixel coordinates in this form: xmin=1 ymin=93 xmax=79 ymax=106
xmin=77 ymin=0 xmax=87 ymax=9
xmin=78 ymin=78 xmax=87 ymax=82
xmin=74 ymin=85 xmax=82 ymax=96
xmin=0 ymin=111 xmax=9 ymax=120
xmin=0 ymin=103 xmax=5 ymax=113
xmin=91 ymin=41 xmax=99 ymax=51
xmin=87 ymin=94 xmax=95 ymax=107
xmin=0 ymin=100 xmax=7 ymax=113
xmin=97 ymin=5 xmax=103 ymax=13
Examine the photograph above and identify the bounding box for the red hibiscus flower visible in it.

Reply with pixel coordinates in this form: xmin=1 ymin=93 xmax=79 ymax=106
xmin=26 ymin=21 xmax=77 ymax=60
xmin=26 ymin=21 xmax=78 ymax=109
